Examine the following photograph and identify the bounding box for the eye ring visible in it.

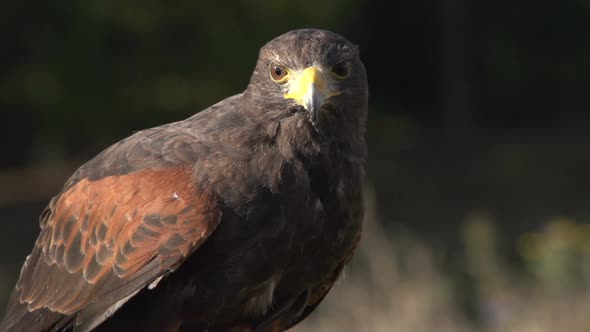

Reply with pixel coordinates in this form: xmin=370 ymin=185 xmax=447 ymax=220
xmin=269 ymin=63 xmax=289 ymax=83
xmin=331 ymin=61 xmax=352 ymax=79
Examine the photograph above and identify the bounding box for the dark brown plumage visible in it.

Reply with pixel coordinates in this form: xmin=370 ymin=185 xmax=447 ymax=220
xmin=0 ymin=28 xmax=368 ymax=331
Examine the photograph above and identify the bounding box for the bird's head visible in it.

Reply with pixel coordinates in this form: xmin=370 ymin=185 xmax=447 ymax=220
xmin=245 ymin=29 xmax=368 ymax=138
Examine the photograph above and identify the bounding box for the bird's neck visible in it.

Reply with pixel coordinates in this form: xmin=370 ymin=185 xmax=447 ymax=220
xmin=238 ymin=94 xmax=367 ymax=163
xmin=263 ymin=111 xmax=366 ymax=165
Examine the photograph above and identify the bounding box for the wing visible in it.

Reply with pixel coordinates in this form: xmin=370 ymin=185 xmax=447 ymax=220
xmin=1 ymin=166 xmax=221 ymax=332
xmin=252 ymin=252 xmax=358 ymax=332
xmin=0 ymin=95 xmax=249 ymax=332
xmin=282 ymin=231 xmax=362 ymax=331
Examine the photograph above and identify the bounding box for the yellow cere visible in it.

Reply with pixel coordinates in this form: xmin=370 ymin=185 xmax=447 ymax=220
xmin=284 ymin=67 xmax=340 ymax=106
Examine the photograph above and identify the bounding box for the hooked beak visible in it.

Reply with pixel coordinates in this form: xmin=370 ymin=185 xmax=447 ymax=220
xmin=284 ymin=67 xmax=339 ymax=124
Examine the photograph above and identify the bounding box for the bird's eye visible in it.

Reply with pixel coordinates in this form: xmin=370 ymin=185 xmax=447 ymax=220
xmin=270 ymin=63 xmax=289 ymax=83
xmin=331 ymin=61 xmax=351 ymax=79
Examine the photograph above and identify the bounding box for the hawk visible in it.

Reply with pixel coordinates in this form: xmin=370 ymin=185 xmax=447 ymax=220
xmin=0 ymin=28 xmax=368 ymax=331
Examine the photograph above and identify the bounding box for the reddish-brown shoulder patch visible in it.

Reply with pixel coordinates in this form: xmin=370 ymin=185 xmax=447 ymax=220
xmin=19 ymin=167 xmax=221 ymax=314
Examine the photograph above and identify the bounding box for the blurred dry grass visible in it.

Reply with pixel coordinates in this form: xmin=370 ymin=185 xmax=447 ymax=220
xmin=294 ymin=186 xmax=590 ymax=332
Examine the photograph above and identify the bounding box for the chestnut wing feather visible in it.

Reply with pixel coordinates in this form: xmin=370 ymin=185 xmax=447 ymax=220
xmin=13 ymin=167 xmax=220 ymax=329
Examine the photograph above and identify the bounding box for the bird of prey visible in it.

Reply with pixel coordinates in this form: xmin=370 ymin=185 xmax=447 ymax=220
xmin=0 ymin=28 xmax=368 ymax=332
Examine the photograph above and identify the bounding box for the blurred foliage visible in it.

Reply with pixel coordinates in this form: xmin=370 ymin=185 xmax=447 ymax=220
xmin=471 ymin=1 xmax=590 ymax=128
xmin=519 ymin=218 xmax=590 ymax=290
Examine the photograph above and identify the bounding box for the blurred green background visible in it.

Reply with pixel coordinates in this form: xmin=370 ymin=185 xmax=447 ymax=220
xmin=1 ymin=1 xmax=590 ymax=331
